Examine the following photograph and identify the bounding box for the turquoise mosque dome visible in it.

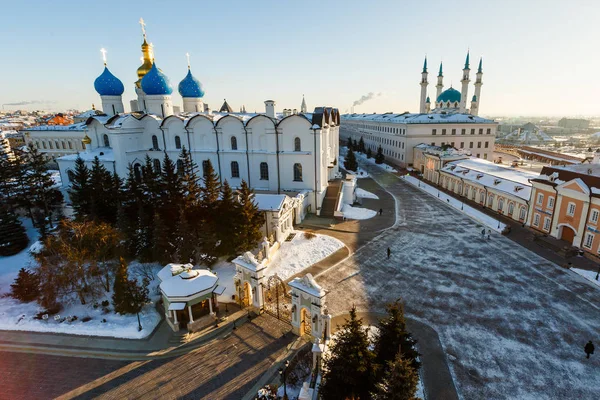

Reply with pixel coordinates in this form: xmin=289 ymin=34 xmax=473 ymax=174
xmin=178 ymin=69 xmax=205 ymax=98
xmin=94 ymin=66 xmax=125 ymax=96
xmin=141 ymin=62 xmax=173 ymax=95
xmin=436 ymin=87 xmax=461 ymax=104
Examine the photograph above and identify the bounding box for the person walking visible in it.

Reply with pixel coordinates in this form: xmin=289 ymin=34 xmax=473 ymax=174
xmin=481 ymin=228 xmax=485 ymax=239
xmin=387 ymin=247 xmax=391 ymax=259
xmin=585 ymin=341 xmax=595 ymax=359
xmin=487 ymin=229 xmax=491 ymax=240
xmin=379 ymin=208 xmax=383 ymax=216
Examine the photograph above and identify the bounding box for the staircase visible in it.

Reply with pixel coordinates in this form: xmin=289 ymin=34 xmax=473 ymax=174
xmin=320 ymin=180 xmax=342 ymax=218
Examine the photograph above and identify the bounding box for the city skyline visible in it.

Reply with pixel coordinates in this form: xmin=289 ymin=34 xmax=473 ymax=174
xmin=1 ymin=0 xmax=599 ymax=116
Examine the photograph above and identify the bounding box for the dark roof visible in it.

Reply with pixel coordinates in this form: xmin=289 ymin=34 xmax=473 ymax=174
xmin=535 ymin=166 xmax=600 ymax=192
xmin=219 ymin=100 xmax=233 ymax=113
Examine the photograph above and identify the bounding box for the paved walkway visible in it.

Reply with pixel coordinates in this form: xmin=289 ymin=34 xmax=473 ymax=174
xmin=1 ymin=314 xmax=296 ymax=400
xmin=331 ymin=312 xmax=459 ymax=400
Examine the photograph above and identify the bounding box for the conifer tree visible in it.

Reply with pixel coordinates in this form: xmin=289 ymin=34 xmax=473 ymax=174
xmin=175 ymin=207 xmax=196 ymax=263
xmin=10 ymin=268 xmax=40 ymax=302
xmin=216 ymin=180 xmax=239 ymax=256
xmin=373 ymin=352 xmax=420 ymax=400
xmin=112 ymin=257 xmax=150 ymax=331
xmin=373 ymin=301 xmax=420 ymax=376
xmin=26 ymin=144 xmax=62 ymax=233
xmin=344 ymin=148 xmax=358 ymax=172
xmin=154 ymin=153 xmax=184 ymax=262
xmin=359 ymin=136 xmax=366 ymax=153
xmin=89 ymin=157 xmax=117 ymax=224
xmin=198 ymin=159 xmax=221 ymax=259
xmin=375 ymin=145 xmax=385 ymax=164
xmin=137 ymin=156 xmax=160 ymax=260
xmin=179 ymin=147 xmax=201 ymax=207
xmin=235 ymin=180 xmax=265 ymax=253
xmin=367 ymin=147 xmax=373 ymax=159
xmin=121 ymin=165 xmax=144 ymax=257
xmin=320 ymin=307 xmax=377 ymax=400
xmin=69 ymin=157 xmax=92 ymax=219
xmin=0 ymin=205 xmax=29 ymax=256
xmin=112 ymin=257 xmax=129 ymax=314
xmin=152 ymin=211 xmax=172 ymax=264
xmin=347 ymin=137 xmax=353 ymax=150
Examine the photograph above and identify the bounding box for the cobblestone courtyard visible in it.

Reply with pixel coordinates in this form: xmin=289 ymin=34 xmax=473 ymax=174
xmin=316 ymin=164 xmax=600 ymax=400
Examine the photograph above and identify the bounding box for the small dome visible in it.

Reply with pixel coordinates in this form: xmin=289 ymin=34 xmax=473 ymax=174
xmin=141 ymin=62 xmax=173 ymax=95
xmin=436 ymin=87 xmax=461 ymax=104
xmin=94 ymin=66 xmax=124 ymax=96
xmin=178 ymin=69 xmax=205 ymax=98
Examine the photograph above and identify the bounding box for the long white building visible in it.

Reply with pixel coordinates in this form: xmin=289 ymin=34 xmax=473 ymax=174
xmin=54 ymin=24 xmax=340 ymax=216
xmin=341 ymin=53 xmax=497 ymax=167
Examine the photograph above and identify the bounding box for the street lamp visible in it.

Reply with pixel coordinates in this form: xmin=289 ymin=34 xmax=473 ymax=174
xmin=595 ymin=266 xmax=600 ymax=281
xmin=279 ymin=359 xmax=290 ymax=399
xmin=131 ymin=301 xmax=142 ymax=332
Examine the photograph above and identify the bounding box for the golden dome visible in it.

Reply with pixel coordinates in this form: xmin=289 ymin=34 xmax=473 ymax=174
xmin=82 ymin=134 xmax=92 ymax=145
xmin=136 ymin=39 xmax=154 ymax=88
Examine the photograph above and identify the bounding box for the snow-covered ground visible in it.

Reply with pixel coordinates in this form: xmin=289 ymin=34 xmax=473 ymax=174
xmin=265 ymin=232 xmax=344 ymax=280
xmin=356 ymin=188 xmax=379 ymax=200
xmin=339 ymin=155 xmax=370 ymax=178
xmin=403 ymin=174 xmax=507 ymax=233
xmin=355 ymin=151 xmax=398 ymax=173
xmin=211 ymin=260 xmax=237 ymax=303
xmin=0 ymin=224 xmax=162 ymax=339
xmin=342 ymin=204 xmax=377 ymax=220
xmin=571 ymin=267 xmax=600 ymax=288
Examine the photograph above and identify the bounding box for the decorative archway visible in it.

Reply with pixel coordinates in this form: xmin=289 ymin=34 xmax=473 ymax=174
xmin=289 ymin=274 xmax=330 ymax=341
xmin=558 ymin=224 xmax=576 ymax=244
xmin=300 ymin=307 xmax=312 ymax=336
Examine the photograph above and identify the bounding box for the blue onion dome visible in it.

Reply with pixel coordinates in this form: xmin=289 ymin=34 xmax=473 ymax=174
xmin=436 ymin=87 xmax=461 ymax=103
xmin=94 ymin=66 xmax=124 ymax=96
xmin=178 ymin=69 xmax=205 ymax=98
xmin=141 ymin=62 xmax=173 ymax=95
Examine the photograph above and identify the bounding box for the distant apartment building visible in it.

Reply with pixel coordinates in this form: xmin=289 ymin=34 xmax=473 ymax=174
xmin=558 ymin=118 xmax=589 ymax=130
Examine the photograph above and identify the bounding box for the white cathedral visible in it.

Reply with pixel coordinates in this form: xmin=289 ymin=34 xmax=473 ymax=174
xmin=56 ymin=23 xmax=340 ymax=219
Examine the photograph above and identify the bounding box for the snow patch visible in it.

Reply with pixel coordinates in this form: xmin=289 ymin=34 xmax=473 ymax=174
xmin=571 ymin=268 xmax=600 ymax=288
xmin=342 ymin=204 xmax=377 ymax=220
xmin=356 ymin=188 xmax=379 ymax=200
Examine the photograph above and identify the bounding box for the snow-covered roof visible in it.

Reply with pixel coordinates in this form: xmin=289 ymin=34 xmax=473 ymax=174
xmin=57 ymin=147 xmax=114 ymax=162
xmin=415 ymin=143 xmax=471 ymax=160
xmin=159 ymin=268 xmax=218 ymax=298
xmin=25 ymin=122 xmax=87 ymax=131
xmin=441 ymin=158 xmax=538 ymax=200
xmin=552 ymin=163 xmax=600 ymax=175
xmin=157 ymin=263 xmax=194 ymax=282
xmin=75 ymin=109 xmax=104 ymax=119
xmin=288 ymin=273 xmax=326 ymax=298
xmin=254 ymin=194 xmax=287 ymax=211
xmin=342 ymin=112 xmax=495 ymax=125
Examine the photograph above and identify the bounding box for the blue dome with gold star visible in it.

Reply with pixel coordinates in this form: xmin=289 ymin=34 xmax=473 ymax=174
xmin=141 ymin=62 xmax=173 ymax=95
xmin=94 ymin=66 xmax=124 ymax=96
xmin=178 ymin=69 xmax=205 ymax=98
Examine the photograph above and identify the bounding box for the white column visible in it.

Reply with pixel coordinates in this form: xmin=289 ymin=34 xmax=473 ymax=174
xmin=188 ymin=305 xmax=194 ymax=323
xmin=173 ymin=310 xmax=178 ymax=324
xmin=209 ymin=297 xmax=214 ymax=314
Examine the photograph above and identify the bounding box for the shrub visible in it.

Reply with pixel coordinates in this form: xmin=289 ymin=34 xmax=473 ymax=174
xmin=304 ymin=232 xmax=316 ymax=240
xmin=81 ymin=316 xmax=92 ymax=323
xmin=10 ymin=268 xmax=40 ymax=302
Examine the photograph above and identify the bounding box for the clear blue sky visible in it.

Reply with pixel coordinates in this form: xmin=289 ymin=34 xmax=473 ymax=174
xmin=2 ymin=0 xmax=599 ymax=116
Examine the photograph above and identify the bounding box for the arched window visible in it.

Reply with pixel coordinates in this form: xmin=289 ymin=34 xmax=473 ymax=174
xmin=479 ymin=191 xmax=485 ymax=203
xmin=176 ymin=159 xmax=184 ymax=175
xmin=202 ymin=160 xmax=210 ymax=177
xmin=103 ymin=134 xmax=110 ymax=147
xmin=260 ymin=162 xmax=269 ymax=180
xmin=508 ymin=202 xmax=515 ymax=215
xmin=175 ymin=135 xmax=181 ymax=149
xmin=293 ymin=163 xmax=303 ymax=182
xmin=55 ymin=141 xmax=59 ymax=149
xmin=153 ymin=159 xmax=161 ymax=174
xmin=68 ymin=141 xmax=73 ymax=150
xmin=42 ymin=141 xmax=47 ymax=149
xmin=231 ymin=161 xmax=240 ymax=178
xmin=134 ymin=163 xmax=142 ymax=181
xmin=231 ymin=136 xmax=238 ymax=150
xmin=294 ymin=137 xmax=301 ymax=152
xmin=152 ymin=135 xmax=159 ymax=150
xmin=498 ymin=199 xmax=504 ymax=211
xmin=487 ymin=194 xmax=494 ymax=207
xmin=49 ymin=141 xmax=53 ymax=149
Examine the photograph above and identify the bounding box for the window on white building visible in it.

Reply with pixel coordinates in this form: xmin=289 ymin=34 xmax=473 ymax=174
xmin=548 ymin=197 xmax=554 ymax=208
xmin=519 ymin=207 xmax=526 ymax=220
xmin=567 ymin=202 xmax=576 ymax=216
xmin=583 ymin=232 xmax=594 ymax=249
xmin=480 ymin=192 xmax=485 ymax=203
xmin=175 ymin=135 xmax=182 ymax=150
xmin=293 ymin=163 xmax=303 ymax=181
xmin=498 ymin=199 xmax=504 ymax=211
xmin=231 ymin=136 xmax=238 ymax=150
xmin=176 ymin=159 xmax=184 ymax=175
xmin=231 ymin=161 xmax=240 ymax=178
xmin=260 ymin=162 xmax=269 ymax=180
xmin=543 ymin=217 xmax=551 ymax=231
xmin=153 ymin=159 xmax=161 ymax=174
xmin=537 ymin=193 xmax=544 ymax=205
xmin=508 ymin=202 xmax=514 ymax=215
xmin=488 ymin=194 xmax=494 ymax=206
xmin=152 ymin=135 xmax=159 ymax=150
xmin=533 ymin=213 xmax=540 ymax=227
xmin=591 ymin=209 xmax=599 ymax=224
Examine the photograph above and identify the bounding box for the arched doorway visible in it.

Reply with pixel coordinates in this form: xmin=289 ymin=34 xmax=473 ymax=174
xmin=242 ymin=282 xmax=252 ymax=307
xmin=560 ymin=225 xmax=576 ymax=244
xmin=300 ymin=307 xmax=312 ymax=336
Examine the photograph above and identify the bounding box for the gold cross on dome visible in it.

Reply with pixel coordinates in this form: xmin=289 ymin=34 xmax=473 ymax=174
xmin=139 ymin=18 xmax=146 ymax=38
xmin=186 ymin=52 xmax=190 ymax=69
xmin=100 ymin=48 xmax=107 ymax=65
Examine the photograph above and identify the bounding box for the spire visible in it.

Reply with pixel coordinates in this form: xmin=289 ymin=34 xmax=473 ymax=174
xmin=100 ymin=48 xmax=107 ymax=66
xmin=477 ymin=57 xmax=483 ymax=73
xmin=438 ymin=62 xmax=443 ymax=77
xmin=301 ymin=94 xmax=307 ymax=113
xmin=426 ymin=96 xmax=430 ymax=103
xmin=186 ymin=52 xmax=191 ymax=69
xmin=422 ymin=56 xmax=428 ymax=73
xmin=464 ymin=50 xmax=470 ymax=69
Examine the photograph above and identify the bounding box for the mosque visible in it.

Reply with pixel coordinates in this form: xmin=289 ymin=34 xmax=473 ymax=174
xmin=55 ymin=21 xmax=340 ymax=219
